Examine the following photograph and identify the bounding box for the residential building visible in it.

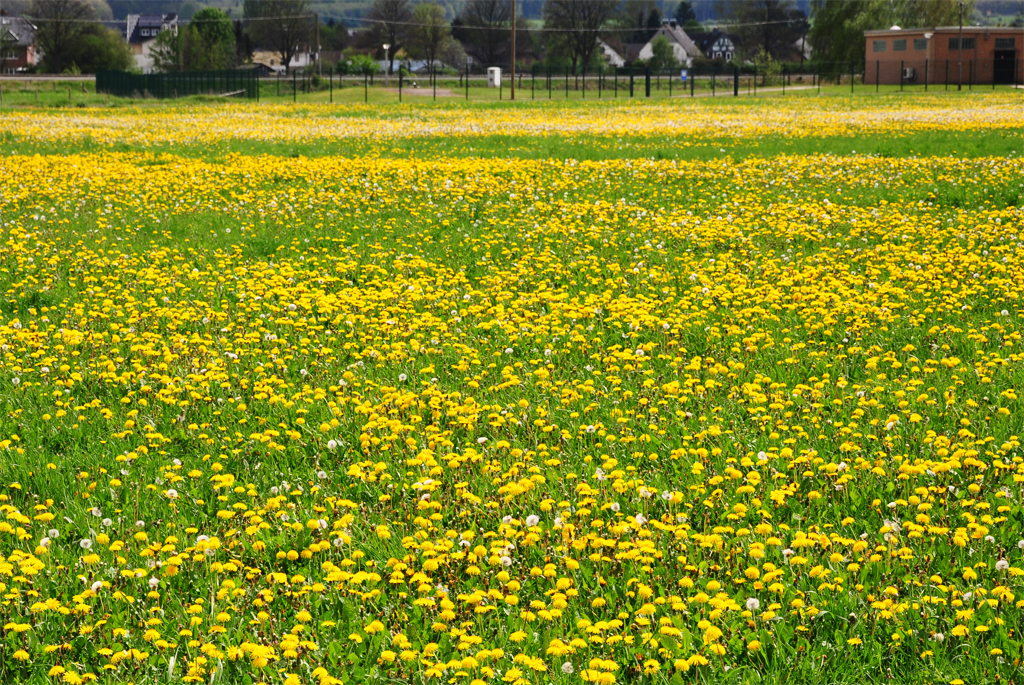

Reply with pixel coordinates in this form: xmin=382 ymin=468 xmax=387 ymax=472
xmin=637 ymin=20 xmax=701 ymax=67
xmin=597 ymin=39 xmax=625 ymax=68
xmin=0 ymin=15 xmax=36 ymax=74
xmin=251 ymin=49 xmax=318 ymax=74
xmin=125 ymin=14 xmax=177 ymax=73
xmin=688 ymin=28 xmax=738 ymax=62
xmin=865 ymin=26 xmax=1022 ymax=85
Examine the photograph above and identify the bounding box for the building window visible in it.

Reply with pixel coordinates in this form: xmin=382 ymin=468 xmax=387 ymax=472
xmin=873 ymin=40 xmax=886 ymax=52
xmin=995 ymin=37 xmax=1015 ymax=49
xmin=913 ymin=38 xmax=927 ymax=50
xmin=949 ymin=37 xmax=976 ymax=50
xmin=893 ymin=39 xmax=907 ymax=51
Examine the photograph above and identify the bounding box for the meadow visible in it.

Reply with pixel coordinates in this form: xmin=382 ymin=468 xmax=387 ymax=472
xmin=0 ymin=92 xmax=1022 ymax=684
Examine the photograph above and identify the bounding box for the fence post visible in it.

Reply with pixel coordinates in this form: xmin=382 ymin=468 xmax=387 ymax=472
xmin=900 ymin=59 xmax=904 ymax=91
xmin=925 ymin=59 xmax=928 ymax=92
xmin=712 ymin=65 xmax=716 ymax=96
xmin=782 ymin=65 xmax=786 ymax=94
xmin=629 ymin=66 xmax=634 ymax=97
xmin=945 ymin=59 xmax=949 ymax=90
xmin=691 ymin=68 xmax=695 ymax=96
xmin=582 ymin=66 xmax=586 ymax=99
xmin=669 ymin=69 xmax=672 ymax=97
xmin=433 ymin=65 xmax=437 ymax=101
xmin=565 ymin=67 xmax=569 ymax=98
xmin=364 ymin=72 xmax=368 ymax=103
xmin=734 ymin=65 xmax=739 ymax=96
xmin=969 ymin=59 xmax=973 ymax=90
xmin=876 ymin=60 xmax=880 ymax=92
xmin=615 ymin=68 xmax=619 ymax=98
xmin=532 ymin=67 xmax=535 ymax=99
xmin=466 ymin=64 xmax=470 ymax=100
xmin=293 ymin=71 xmax=297 ymax=102
xmin=645 ymin=67 xmax=651 ymax=97
xmin=398 ymin=69 xmax=402 ymax=102
xmin=549 ymin=65 xmax=553 ymax=99
xmin=850 ymin=61 xmax=854 ymax=93
xmin=600 ymin=66 xmax=603 ymax=98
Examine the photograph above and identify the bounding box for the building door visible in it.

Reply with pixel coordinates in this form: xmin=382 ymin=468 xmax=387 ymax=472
xmin=993 ymin=49 xmax=1016 ymax=84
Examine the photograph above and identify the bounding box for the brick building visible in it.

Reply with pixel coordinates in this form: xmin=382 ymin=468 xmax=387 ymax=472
xmin=0 ymin=15 xmax=37 ymax=74
xmin=865 ymin=26 xmax=1023 ymax=86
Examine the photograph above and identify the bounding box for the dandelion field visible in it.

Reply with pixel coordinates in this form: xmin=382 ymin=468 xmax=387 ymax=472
xmin=1 ymin=93 xmax=1023 ymax=685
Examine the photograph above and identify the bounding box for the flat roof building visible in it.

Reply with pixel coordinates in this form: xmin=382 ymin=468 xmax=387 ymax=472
xmin=864 ymin=26 xmax=1022 ymax=86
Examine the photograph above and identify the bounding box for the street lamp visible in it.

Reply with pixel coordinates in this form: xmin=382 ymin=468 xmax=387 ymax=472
xmin=383 ymin=43 xmax=391 ymax=87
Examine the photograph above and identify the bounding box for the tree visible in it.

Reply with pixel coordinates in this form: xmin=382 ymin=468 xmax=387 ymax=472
xmin=234 ymin=19 xmax=253 ymax=65
xmin=190 ymin=7 xmax=235 ymax=69
xmin=30 ymin=0 xmax=92 ymax=73
xmin=675 ymin=1 xmax=697 ymax=24
xmin=439 ymin=35 xmax=468 ymax=70
xmin=613 ymin=0 xmax=660 ymax=44
xmin=367 ymin=0 xmax=411 ymax=74
xmin=541 ymin=0 xmax=616 ymax=73
xmin=647 ymin=34 xmax=679 ymax=71
xmin=452 ymin=0 xmax=513 ymax=67
xmin=725 ymin=0 xmax=804 ymax=60
xmin=408 ymin=2 xmax=448 ymax=79
xmin=68 ymin=23 xmax=133 ymax=72
xmin=243 ymin=0 xmax=312 ymax=74
xmin=319 ymin=17 xmax=348 ymax=52
xmin=151 ymin=21 xmax=236 ymax=73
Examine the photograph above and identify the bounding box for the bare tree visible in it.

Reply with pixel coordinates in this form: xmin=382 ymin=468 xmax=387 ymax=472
xmin=29 ymin=0 xmax=92 ymax=73
xmin=452 ymin=0 xmax=511 ymax=67
xmin=243 ymin=0 xmax=312 ymax=73
xmin=367 ymin=0 xmax=411 ymax=75
xmin=408 ymin=2 xmax=449 ymax=81
xmin=542 ymin=0 xmax=616 ymax=73
xmin=725 ymin=0 xmax=804 ymax=60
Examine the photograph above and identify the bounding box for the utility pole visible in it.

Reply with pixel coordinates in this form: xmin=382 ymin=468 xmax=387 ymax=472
xmin=510 ymin=0 xmax=516 ymax=100
xmin=315 ymin=13 xmax=321 ymax=78
xmin=958 ymin=0 xmax=963 ymax=90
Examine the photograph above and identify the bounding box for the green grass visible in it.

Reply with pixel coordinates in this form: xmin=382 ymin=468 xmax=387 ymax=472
xmin=0 ymin=94 xmax=1023 ymax=684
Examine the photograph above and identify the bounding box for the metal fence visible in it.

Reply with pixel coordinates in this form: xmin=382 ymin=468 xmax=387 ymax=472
xmin=96 ymin=69 xmax=259 ymax=100
xmin=865 ymin=59 xmax=1023 ymax=89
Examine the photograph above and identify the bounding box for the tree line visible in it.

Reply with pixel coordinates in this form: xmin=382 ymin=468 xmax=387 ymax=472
xmin=19 ymin=0 xmax=979 ymax=75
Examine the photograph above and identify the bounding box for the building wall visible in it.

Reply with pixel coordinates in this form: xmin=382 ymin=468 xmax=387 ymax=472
xmin=865 ymin=27 xmax=1023 ymax=85
xmin=2 ymin=46 xmax=35 ymax=73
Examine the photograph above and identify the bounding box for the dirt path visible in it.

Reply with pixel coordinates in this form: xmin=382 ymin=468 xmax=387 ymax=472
xmin=382 ymin=87 xmax=458 ymax=97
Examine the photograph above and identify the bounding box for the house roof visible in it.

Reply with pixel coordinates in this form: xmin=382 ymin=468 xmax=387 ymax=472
xmin=0 ymin=16 xmax=36 ymax=48
xmin=623 ymin=43 xmax=645 ymax=63
xmin=647 ymin=24 xmax=701 ymax=59
xmin=126 ymin=14 xmax=176 ymax=45
xmin=687 ymin=29 xmax=737 ymax=55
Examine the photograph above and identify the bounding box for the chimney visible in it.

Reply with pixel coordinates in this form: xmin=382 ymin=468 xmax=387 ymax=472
xmin=670 ymin=19 xmax=677 ymax=28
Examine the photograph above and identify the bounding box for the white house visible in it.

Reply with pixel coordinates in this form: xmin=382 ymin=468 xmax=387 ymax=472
xmin=689 ymin=29 xmax=738 ymax=62
xmin=637 ymin=20 xmax=701 ymax=67
xmin=597 ymin=39 xmax=625 ymax=67
xmin=126 ymin=14 xmax=177 ymax=73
